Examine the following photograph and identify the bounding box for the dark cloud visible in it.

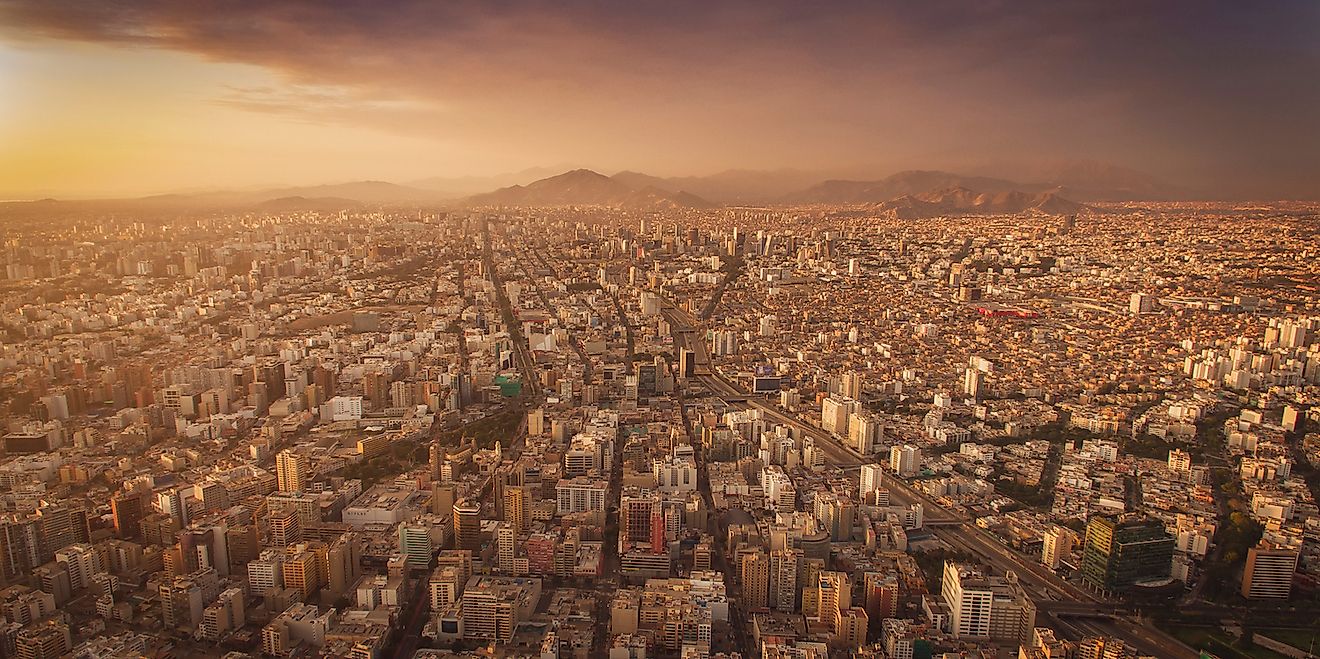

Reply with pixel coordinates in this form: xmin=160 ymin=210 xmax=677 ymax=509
xmin=2 ymin=0 xmax=1317 ymax=196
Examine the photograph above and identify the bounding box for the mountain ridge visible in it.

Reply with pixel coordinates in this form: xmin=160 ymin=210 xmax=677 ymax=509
xmin=0 ymin=162 xmax=1194 ymax=211
xmin=462 ymin=169 xmax=717 ymax=209
xmin=873 ymin=186 xmax=1090 ymax=218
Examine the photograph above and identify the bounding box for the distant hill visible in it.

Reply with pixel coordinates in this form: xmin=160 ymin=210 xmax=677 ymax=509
xmin=620 ymin=186 xmax=718 ymax=210
xmin=615 ymin=169 xmax=823 ymax=204
xmin=254 ymin=196 xmax=365 ymax=212
xmin=785 ymin=170 xmax=1027 ymax=204
xmin=126 ymin=180 xmax=448 ymax=208
xmin=875 ymin=187 xmax=1089 ymax=218
xmin=464 ymin=169 xmax=716 ymax=209
xmin=780 ymin=166 xmax=1182 ymax=204
xmin=0 ymin=160 xmax=1188 ymax=213
xmin=406 ymin=167 xmax=569 ymax=196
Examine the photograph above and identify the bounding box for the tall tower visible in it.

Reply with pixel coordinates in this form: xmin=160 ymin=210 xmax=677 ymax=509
xmin=275 ymin=450 xmax=309 ymax=493
xmin=495 ymin=523 xmax=516 ymax=574
xmin=942 ymin=561 xmax=991 ymax=638
xmin=503 ymin=487 xmax=527 ymax=533
xmin=453 ymin=499 xmax=481 ymax=551
xmin=769 ymin=548 xmax=800 ymax=612
xmin=739 ymin=549 xmax=770 ymax=611
xmin=817 ymin=571 xmax=850 ymax=627
xmin=649 ymin=507 xmax=666 ymax=553
xmin=428 ymin=443 xmax=444 ymax=482
xmin=111 ymin=488 xmax=150 ymax=540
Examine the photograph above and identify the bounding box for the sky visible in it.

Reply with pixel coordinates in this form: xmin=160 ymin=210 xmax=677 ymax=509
xmin=1 ymin=0 xmax=1317 ymax=199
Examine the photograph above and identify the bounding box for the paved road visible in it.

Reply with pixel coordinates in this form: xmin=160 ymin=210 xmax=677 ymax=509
xmin=392 ymin=575 xmax=430 ymax=659
xmin=481 ymin=215 xmax=541 ymax=396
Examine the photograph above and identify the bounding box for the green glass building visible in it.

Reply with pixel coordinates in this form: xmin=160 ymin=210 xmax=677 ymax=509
xmin=1080 ymin=514 xmax=1175 ymax=591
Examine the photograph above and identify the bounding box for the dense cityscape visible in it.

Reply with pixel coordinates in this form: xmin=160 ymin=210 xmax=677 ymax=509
xmin=4 ymin=1 xmax=1319 ymax=658
xmin=0 ymin=198 xmax=1315 ymax=659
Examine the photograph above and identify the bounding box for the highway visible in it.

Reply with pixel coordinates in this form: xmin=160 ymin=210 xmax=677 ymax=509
xmin=659 ymin=299 xmax=1200 ymax=659
xmin=481 ymin=215 xmax=541 ymax=397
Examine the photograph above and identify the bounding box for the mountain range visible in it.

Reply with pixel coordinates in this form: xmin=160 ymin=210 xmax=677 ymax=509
xmin=874 ymin=187 xmax=1088 ymax=219
xmin=465 ymin=169 xmax=717 ymax=209
xmin=0 ymin=161 xmax=1192 ymax=214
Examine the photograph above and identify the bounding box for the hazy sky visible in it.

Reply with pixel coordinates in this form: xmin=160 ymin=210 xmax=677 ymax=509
xmin=1 ymin=0 xmax=1317 ymax=199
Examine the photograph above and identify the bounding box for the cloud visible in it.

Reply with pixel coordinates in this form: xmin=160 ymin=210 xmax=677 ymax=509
xmin=1 ymin=0 xmax=1317 ymax=195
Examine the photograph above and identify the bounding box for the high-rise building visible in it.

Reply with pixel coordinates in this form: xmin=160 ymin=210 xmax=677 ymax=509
xmin=155 ymin=489 xmax=191 ymax=529
xmin=428 ymin=443 xmax=444 ymax=482
xmin=1080 ymin=514 xmax=1174 ymax=591
xmin=1282 ymin=405 xmax=1301 ymax=432
xmin=863 ymin=571 xmax=899 ymax=621
xmin=814 ymin=492 xmax=855 ymax=542
xmin=620 ymin=493 xmax=657 ymax=545
xmin=226 ymin=524 xmax=259 ymax=573
xmin=160 ymin=567 xmax=219 ymax=630
xmin=821 ymin=396 xmax=857 ymax=436
xmin=889 ymin=444 xmax=920 ymax=478
xmin=1042 ymin=526 xmax=1076 ymax=570
xmin=247 ymin=550 xmax=285 ymax=594
xmin=495 ymin=523 xmax=516 ymax=574
xmin=363 ymin=370 xmax=390 ymax=410
xmin=962 ymin=368 xmax=983 ymax=399
xmin=269 ymin=509 xmax=303 ymax=548
xmin=200 ymin=587 xmax=246 ymax=642
xmin=15 ymin=618 xmax=71 ymax=659
xmin=453 ymin=499 xmax=481 ymax=551
xmin=527 ymin=408 xmax=546 ymax=436
xmin=431 ymin=482 xmax=456 ymax=516
xmin=835 ymin=607 xmax=868 ymax=649
xmin=557 ymin=478 xmax=608 ymax=515
xmin=678 ymin=348 xmax=695 ymax=378
xmin=841 ymin=371 xmax=863 ymax=399
xmin=940 ymin=562 xmax=1035 ymax=645
xmin=739 ymin=549 xmax=770 ymax=611
xmin=276 ymin=449 xmax=310 ymax=493
xmin=194 ymin=480 xmax=231 ymax=511
xmin=36 ymin=503 xmax=91 ymax=560
xmin=325 ymin=532 xmax=363 ymax=595
xmin=110 ymin=489 xmax=150 ymax=540
xmin=282 ymin=547 xmax=322 ymax=599
xmin=398 ymin=521 xmax=439 ymax=569
xmin=847 ymin=412 xmax=882 ymax=455
xmin=859 ymin=464 xmax=885 ymax=504
xmin=769 ymin=548 xmax=800 ymax=612
xmin=942 ymin=561 xmax=992 ymax=638
xmin=460 ymin=576 xmax=542 ymax=642
xmin=504 ymin=487 xmax=527 ymax=532
xmin=54 ymin=543 xmax=103 ymax=591
xmin=817 ymin=571 xmax=850 ymax=628
xmin=1241 ymin=543 xmax=1298 ymax=599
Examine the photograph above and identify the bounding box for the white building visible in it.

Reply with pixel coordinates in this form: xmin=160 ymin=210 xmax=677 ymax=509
xmin=1041 ymin=527 xmax=1075 ymax=570
xmin=320 ymin=396 xmax=364 ymax=422
xmin=556 ymin=477 xmax=608 ymax=515
xmin=859 ymin=464 xmax=885 ymax=503
xmin=889 ymin=445 xmax=920 ymax=478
